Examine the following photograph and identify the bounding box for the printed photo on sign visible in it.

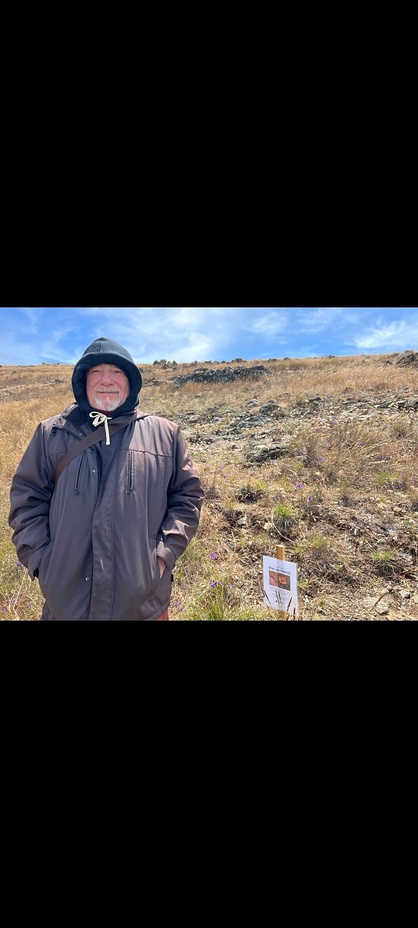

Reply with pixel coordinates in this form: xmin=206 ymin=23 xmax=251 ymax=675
xmin=269 ymin=570 xmax=291 ymax=591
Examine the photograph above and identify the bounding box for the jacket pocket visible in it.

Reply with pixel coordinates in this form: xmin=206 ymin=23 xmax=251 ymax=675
xmin=37 ymin=540 xmax=54 ymax=598
xmin=148 ymin=536 xmax=161 ymax=594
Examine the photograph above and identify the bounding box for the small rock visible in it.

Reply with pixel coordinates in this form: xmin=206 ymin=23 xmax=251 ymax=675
xmin=387 ymin=610 xmax=404 ymax=621
xmin=246 ymin=444 xmax=289 ymax=463
xmin=376 ymin=603 xmax=389 ymax=615
xmin=259 ymin=402 xmax=280 ymax=415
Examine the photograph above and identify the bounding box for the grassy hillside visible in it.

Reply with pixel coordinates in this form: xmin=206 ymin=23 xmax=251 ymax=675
xmin=2 ymin=352 xmax=418 ymax=620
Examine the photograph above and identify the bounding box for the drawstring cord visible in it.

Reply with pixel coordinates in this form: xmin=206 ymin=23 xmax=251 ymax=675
xmin=89 ymin=411 xmax=112 ymax=445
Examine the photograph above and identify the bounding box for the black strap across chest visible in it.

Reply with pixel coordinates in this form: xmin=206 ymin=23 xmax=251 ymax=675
xmin=54 ymin=411 xmax=147 ymax=485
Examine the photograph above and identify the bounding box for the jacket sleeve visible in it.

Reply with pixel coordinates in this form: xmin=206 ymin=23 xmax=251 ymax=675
xmin=8 ymin=423 xmax=55 ymax=579
xmin=156 ymin=426 xmax=204 ymax=572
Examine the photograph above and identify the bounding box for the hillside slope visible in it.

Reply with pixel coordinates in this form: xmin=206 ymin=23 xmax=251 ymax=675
xmin=2 ymin=352 xmax=418 ymax=620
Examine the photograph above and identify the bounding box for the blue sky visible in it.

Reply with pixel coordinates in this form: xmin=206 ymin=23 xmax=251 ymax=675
xmin=1 ymin=307 xmax=418 ymax=365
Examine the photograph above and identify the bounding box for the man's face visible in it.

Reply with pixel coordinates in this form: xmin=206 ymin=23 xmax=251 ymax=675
xmin=86 ymin=364 xmax=130 ymax=412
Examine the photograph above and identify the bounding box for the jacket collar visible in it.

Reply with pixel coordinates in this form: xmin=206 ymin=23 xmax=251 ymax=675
xmin=55 ymin=404 xmax=150 ymax=435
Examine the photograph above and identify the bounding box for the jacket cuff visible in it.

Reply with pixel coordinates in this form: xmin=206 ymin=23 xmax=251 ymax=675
xmin=156 ymin=542 xmax=175 ymax=572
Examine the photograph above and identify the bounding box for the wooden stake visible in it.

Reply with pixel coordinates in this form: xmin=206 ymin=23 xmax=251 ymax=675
xmin=275 ymin=545 xmax=287 ymax=620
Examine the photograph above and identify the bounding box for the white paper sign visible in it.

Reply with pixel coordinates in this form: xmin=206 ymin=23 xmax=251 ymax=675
xmin=263 ymin=556 xmax=298 ymax=616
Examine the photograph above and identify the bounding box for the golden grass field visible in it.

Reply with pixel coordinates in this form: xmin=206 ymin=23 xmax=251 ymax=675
xmin=2 ymin=352 xmax=418 ymax=620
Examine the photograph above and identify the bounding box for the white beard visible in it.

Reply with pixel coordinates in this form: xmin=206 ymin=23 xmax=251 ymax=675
xmin=91 ymin=392 xmax=122 ymax=412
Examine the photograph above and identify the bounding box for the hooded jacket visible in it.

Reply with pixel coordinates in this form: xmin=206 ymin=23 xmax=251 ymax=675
xmin=9 ymin=337 xmax=204 ymax=620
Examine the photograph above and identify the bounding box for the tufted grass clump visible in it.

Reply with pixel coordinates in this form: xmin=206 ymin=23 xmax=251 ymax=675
xmin=371 ymin=550 xmax=393 ymax=575
xmin=236 ymin=482 xmax=265 ymax=503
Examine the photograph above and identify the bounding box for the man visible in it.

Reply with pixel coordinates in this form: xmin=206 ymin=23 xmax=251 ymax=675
xmin=9 ymin=337 xmax=204 ymax=620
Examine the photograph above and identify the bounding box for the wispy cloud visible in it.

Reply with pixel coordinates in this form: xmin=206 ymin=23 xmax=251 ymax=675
xmin=248 ymin=310 xmax=289 ymax=340
xmin=295 ymin=308 xmax=344 ymax=333
xmin=78 ymin=307 xmax=245 ymax=362
xmin=21 ymin=308 xmax=44 ymax=333
xmin=351 ymin=314 xmax=418 ymax=350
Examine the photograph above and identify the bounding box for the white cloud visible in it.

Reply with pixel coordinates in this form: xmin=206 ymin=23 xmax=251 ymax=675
xmin=21 ymin=308 xmax=44 ymax=333
xmin=351 ymin=315 xmax=418 ymax=350
xmin=77 ymin=307 xmax=245 ymax=362
xmin=293 ymin=308 xmax=363 ymax=334
xmin=249 ymin=310 xmax=289 ymax=339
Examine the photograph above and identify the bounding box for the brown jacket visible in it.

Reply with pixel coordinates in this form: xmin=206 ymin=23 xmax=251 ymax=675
xmin=9 ymin=404 xmax=204 ymax=620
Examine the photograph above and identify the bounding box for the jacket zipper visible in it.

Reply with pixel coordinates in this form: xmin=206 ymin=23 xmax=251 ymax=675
xmin=74 ymin=456 xmax=83 ymax=495
xmin=126 ymin=451 xmax=134 ymax=494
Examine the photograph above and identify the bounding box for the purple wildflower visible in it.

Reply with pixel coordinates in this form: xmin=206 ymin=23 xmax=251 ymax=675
xmin=210 ymin=552 xmax=219 ymax=560
xmin=296 ymin=482 xmax=303 ymax=489
xmin=307 ymin=495 xmax=313 ymax=501
xmin=210 ymin=581 xmax=218 ymax=587
xmin=15 ymin=561 xmax=21 ymax=567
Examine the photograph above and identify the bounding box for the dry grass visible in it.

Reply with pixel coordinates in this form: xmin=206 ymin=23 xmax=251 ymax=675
xmin=2 ymin=352 xmax=418 ymax=620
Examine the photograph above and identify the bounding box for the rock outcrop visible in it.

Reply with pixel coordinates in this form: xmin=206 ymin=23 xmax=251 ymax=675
xmin=173 ymin=365 xmax=269 ymax=386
